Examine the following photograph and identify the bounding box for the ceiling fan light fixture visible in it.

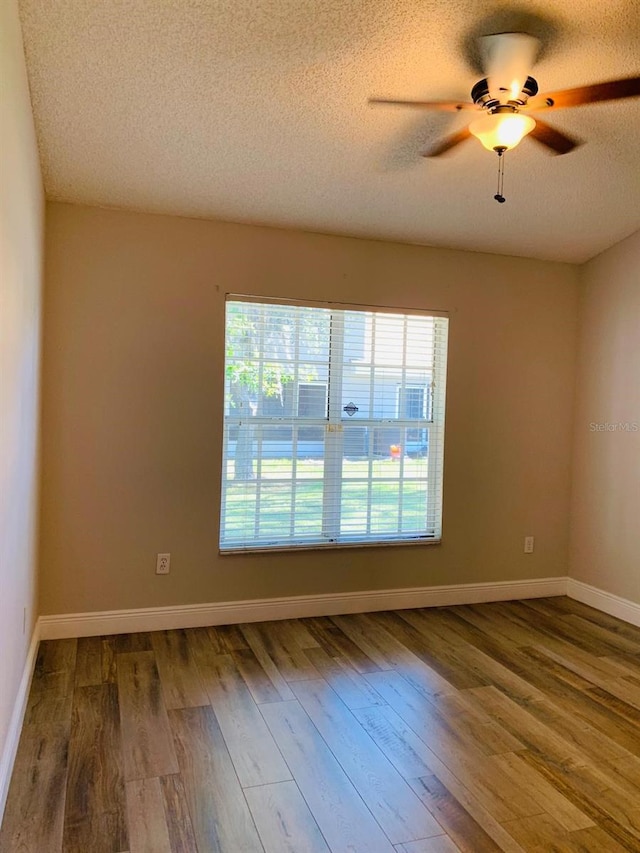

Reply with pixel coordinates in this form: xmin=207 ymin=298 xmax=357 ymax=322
xmin=469 ymin=112 xmax=536 ymax=152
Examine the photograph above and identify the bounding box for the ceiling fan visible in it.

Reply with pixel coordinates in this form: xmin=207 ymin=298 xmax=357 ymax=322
xmin=370 ymin=32 xmax=640 ymax=200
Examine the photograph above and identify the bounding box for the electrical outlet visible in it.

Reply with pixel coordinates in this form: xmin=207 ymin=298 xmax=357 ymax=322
xmin=156 ymin=553 xmax=171 ymax=574
xmin=524 ymin=536 xmax=534 ymax=554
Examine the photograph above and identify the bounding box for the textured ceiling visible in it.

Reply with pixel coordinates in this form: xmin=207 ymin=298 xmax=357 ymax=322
xmin=19 ymin=0 xmax=640 ymax=263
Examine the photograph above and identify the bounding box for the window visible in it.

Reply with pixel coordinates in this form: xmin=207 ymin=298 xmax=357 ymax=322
xmin=221 ymin=297 xmax=449 ymax=551
xmin=397 ymin=385 xmax=431 ymax=448
xmin=398 ymin=385 xmax=426 ymax=420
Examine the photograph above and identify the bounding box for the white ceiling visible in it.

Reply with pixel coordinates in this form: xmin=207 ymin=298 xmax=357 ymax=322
xmin=19 ymin=0 xmax=640 ymax=263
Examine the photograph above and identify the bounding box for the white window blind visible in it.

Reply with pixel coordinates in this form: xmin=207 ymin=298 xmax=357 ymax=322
xmin=220 ymin=298 xmax=449 ymax=551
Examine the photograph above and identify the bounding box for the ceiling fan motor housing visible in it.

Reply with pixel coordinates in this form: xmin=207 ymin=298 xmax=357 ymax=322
xmin=480 ymin=32 xmax=541 ymax=105
xmin=471 ymin=76 xmax=539 ymax=113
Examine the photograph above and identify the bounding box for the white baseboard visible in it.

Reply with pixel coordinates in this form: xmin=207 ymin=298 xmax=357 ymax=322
xmin=38 ymin=577 xmax=568 ymax=640
xmin=0 ymin=622 xmax=40 ymax=823
xmin=566 ymin=579 xmax=640 ymax=628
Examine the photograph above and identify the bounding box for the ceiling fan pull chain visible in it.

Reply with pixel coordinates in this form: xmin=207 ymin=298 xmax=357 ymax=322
xmin=494 ymin=150 xmax=506 ymax=203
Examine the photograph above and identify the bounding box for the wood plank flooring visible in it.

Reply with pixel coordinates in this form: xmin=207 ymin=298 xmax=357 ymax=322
xmin=2 ymin=597 xmax=640 ymax=852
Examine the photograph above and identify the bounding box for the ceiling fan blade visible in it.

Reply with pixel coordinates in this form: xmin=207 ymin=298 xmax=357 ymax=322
xmin=422 ymin=126 xmax=472 ymax=157
xmin=369 ymin=98 xmax=478 ymax=112
xmin=529 ymin=119 xmax=582 ymax=155
xmin=526 ymin=75 xmax=640 ymax=110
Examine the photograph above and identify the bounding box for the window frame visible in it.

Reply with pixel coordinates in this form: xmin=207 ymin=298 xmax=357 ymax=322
xmin=219 ymin=295 xmax=449 ymax=554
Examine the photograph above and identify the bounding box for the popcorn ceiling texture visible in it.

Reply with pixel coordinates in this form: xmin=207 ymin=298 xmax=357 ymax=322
xmin=18 ymin=0 xmax=640 ymax=262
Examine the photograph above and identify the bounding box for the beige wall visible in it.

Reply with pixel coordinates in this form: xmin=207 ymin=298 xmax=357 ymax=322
xmin=40 ymin=202 xmax=579 ymax=616
xmin=570 ymin=231 xmax=640 ymax=604
xmin=0 ymin=0 xmax=44 ymax=794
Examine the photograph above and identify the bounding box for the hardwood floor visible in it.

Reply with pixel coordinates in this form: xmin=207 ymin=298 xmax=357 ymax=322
xmin=2 ymin=596 xmax=640 ymax=852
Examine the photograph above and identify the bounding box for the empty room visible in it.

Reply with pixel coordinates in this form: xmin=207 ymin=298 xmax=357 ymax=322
xmin=1 ymin=1 xmax=639 ymax=851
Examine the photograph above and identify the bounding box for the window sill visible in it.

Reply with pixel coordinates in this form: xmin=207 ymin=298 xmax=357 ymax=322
xmin=219 ymin=537 xmax=442 ymax=555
